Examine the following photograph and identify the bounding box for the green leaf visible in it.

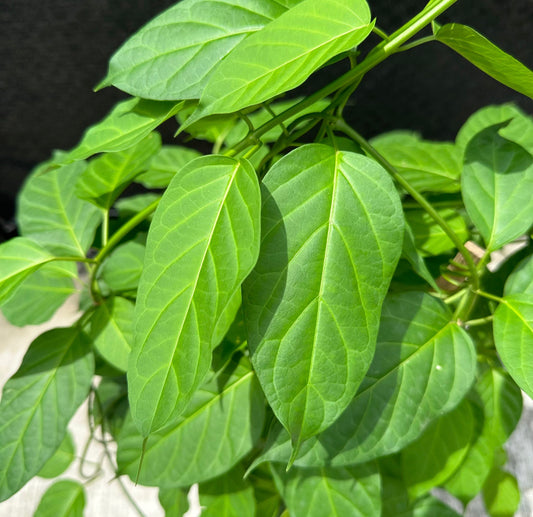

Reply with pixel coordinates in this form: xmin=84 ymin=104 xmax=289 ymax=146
xmin=87 ymin=297 xmax=134 ymax=372
xmin=435 ymin=23 xmax=533 ymax=100
xmin=493 ymin=294 xmax=533 ymax=398
xmin=199 ymin=464 xmax=256 ymax=517
xmin=1 ymin=262 xmax=76 ymax=326
xmin=505 ymin=254 xmax=533 ymax=296
xmin=115 ymin=193 xmax=161 ymax=218
xmin=37 ymin=431 xmax=75 ymax=479
xmin=185 ymin=0 xmax=373 ymax=125
xmin=247 ymin=465 xmax=282 ymax=517
xmin=243 ymin=144 xmax=403 ymax=451
xmin=0 ymin=328 xmax=94 ymax=501
xmin=61 ymin=98 xmax=183 ymax=163
xmin=76 ymin=132 xmax=161 ymax=209
xmin=482 ymin=468 xmax=520 ymax=517
xmin=271 ymin=462 xmax=381 ymax=517
xmin=404 ymin=208 xmax=468 ymax=256
xmin=445 ymin=368 xmax=522 ymax=503
xmin=401 ymin=400 xmax=474 ymax=499
xmin=101 ymin=239 xmax=145 ymax=293
xmin=33 ymin=480 xmax=85 ymax=517
xmin=462 ymin=125 xmax=533 ymax=251
xmin=129 ymin=155 xmax=261 ymax=435
xmin=117 ymin=355 xmax=265 ymax=487
xmin=370 ymin=131 xmax=462 ymax=193
xmin=98 ymin=0 xmax=302 ymax=99
xmin=93 ymin=376 xmax=128 ymax=438
xmin=158 ymin=487 xmax=189 ymax=517
xmin=136 ymin=145 xmax=202 ymax=189
xmin=18 ymin=161 xmax=101 ymax=256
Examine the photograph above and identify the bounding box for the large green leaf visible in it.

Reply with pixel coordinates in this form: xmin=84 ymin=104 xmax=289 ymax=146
xmin=129 ymin=155 xmax=260 ymax=435
xmin=37 ymin=431 xmax=75 ymax=479
xmin=482 ymin=468 xmax=520 ymax=517
xmin=445 ymin=368 xmax=522 ymax=503
xmin=401 ymin=222 xmax=439 ymax=290
xmin=33 ymin=480 xmax=85 ymax=517
xmin=370 ymin=131 xmax=461 ymax=193
xmin=0 ymin=328 xmax=94 ymax=501
xmin=17 ymin=161 xmax=101 ymax=256
xmin=271 ymin=462 xmax=381 ymax=517
xmin=0 ymin=237 xmax=56 ymax=304
xmin=100 ymin=239 xmax=145 ymax=293
xmin=0 ymin=261 xmax=76 ymax=326
xmin=117 ymin=355 xmax=265 ymax=487
xmin=505 ymin=254 xmax=533 ymax=296
xmin=243 ymin=144 xmax=403 ymax=451
xmin=158 ymin=487 xmax=189 ymax=517
xmin=199 ymin=465 xmax=256 ymax=517
xmin=435 ymin=23 xmax=533 ymax=100
xmin=493 ymin=294 xmax=533 ymax=398
xmin=185 ymin=0 xmax=373 ymax=125
xmin=60 ymin=98 xmax=183 ymax=163
xmin=462 ymin=125 xmax=533 ymax=251
xmin=76 ymin=133 xmax=161 ymax=209
xmin=98 ymin=0 xmax=302 ymax=100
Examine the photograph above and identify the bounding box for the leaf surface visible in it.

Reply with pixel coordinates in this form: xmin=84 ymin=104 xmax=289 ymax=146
xmin=0 ymin=328 xmax=94 ymax=501
xmin=401 ymin=223 xmax=439 ymax=290
xmin=158 ymin=487 xmax=190 ymax=517
xmin=505 ymin=254 xmax=533 ymax=296
xmin=244 ymin=144 xmax=403 ymax=450
xmin=482 ymin=468 xmax=520 ymax=517
xmin=37 ymin=432 xmax=75 ymax=479
xmin=33 ymin=480 xmax=85 ymax=517
xmin=98 ymin=0 xmax=303 ymax=99
xmin=101 ymin=239 xmax=146 ymax=293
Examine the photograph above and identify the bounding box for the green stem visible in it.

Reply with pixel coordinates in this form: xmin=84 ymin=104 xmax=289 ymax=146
xmin=397 ymin=35 xmax=437 ymax=53
xmin=52 ymin=256 xmax=96 ymax=264
xmin=101 ymin=209 xmax=109 ymax=247
xmin=372 ymin=25 xmax=389 ymax=41
xmin=474 ymin=289 xmax=505 ymax=304
xmin=464 ymin=314 xmax=494 ymax=327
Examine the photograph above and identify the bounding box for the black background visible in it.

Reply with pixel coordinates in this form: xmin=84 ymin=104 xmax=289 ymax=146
xmin=1 ymin=0 xmax=532 ymax=238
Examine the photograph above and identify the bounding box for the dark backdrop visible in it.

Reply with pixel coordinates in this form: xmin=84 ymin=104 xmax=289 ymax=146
xmin=1 ymin=0 xmax=532 ymax=239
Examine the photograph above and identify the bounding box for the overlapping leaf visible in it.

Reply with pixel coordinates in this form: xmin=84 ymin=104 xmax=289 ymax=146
xmin=505 ymin=254 xmax=533 ymax=296
xmin=17 ymin=161 xmax=101 ymax=256
xmin=158 ymin=487 xmax=189 ymax=517
xmin=97 ymin=0 xmax=303 ymax=99
xmin=435 ymin=24 xmax=533 ymax=100
xmin=33 ymin=480 xmax=85 ymax=517
xmin=401 ymin=222 xmax=439 ymax=290
xmin=482 ymin=468 xmax=520 ymax=517
xmin=0 ymin=328 xmax=94 ymax=501
xmin=37 ymin=432 xmax=75 ymax=479
xmin=244 ymin=144 xmax=403 ymax=452
xmin=101 ymin=239 xmax=145 ymax=293
xmin=462 ymin=125 xmax=533 ymax=251
xmin=117 ymin=355 xmax=265 ymax=487
xmin=185 ymin=0 xmax=373 ymax=125
xmin=129 ymin=155 xmax=261 ymax=435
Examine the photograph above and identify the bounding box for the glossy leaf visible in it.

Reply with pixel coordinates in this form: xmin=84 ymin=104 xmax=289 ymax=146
xmin=33 ymin=480 xmax=85 ymax=517
xmin=87 ymin=297 xmax=134 ymax=372
xmin=243 ymin=144 xmax=403 ymax=450
xmin=76 ymin=132 xmax=161 ymax=209
xmin=37 ymin=432 xmax=75 ymax=479
xmin=101 ymin=239 xmax=145 ymax=293
xmin=98 ymin=0 xmax=302 ymax=99
xmin=435 ymin=23 xmax=533 ymax=100
xmin=271 ymin=462 xmax=381 ymax=517
xmin=482 ymin=468 xmax=520 ymax=517
xmin=158 ymin=487 xmax=189 ymax=517
xmin=199 ymin=465 xmax=255 ymax=517
xmin=61 ymin=98 xmax=183 ymax=163
xmin=136 ymin=145 xmax=202 ymax=189
xmin=0 ymin=328 xmax=94 ymax=501
xmin=505 ymin=254 xmax=533 ymax=296
xmin=370 ymin=131 xmax=461 ymax=193
xmin=401 ymin=222 xmax=439 ymax=290
xmin=401 ymin=400 xmax=474 ymax=499
xmin=0 ymin=262 xmax=76 ymax=326
xmin=17 ymin=161 xmax=101 ymax=256
xmin=117 ymin=355 xmax=265 ymax=487
xmin=129 ymin=155 xmax=261 ymax=435
xmin=462 ymin=125 xmax=533 ymax=251
xmin=493 ymin=294 xmax=533 ymax=398
xmin=186 ymin=0 xmax=373 ymax=124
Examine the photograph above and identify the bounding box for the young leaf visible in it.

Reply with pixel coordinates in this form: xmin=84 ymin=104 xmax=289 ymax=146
xmin=60 ymin=98 xmax=183 ymax=163
xmin=76 ymin=132 xmax=161 ymax=209
xmin=504 ymin=254 xmax=533 ymax=296
xmin=271 ymin=462 xmax=381 ymax=517
xmin=185 ymin=0 xmax=373 ymax=125
xmin=97 ymin=0 xmax=303 ymax=100
xmin=370 ymin=131 xmax=461 ymax=193
xmin=37 ymin=431 xmax=75 ymax=479
xmin=462 ymin=125 xmax=533 ymax=251
xmin=100 ymin=239 xmax=146 ymax=293
xmin=158 ymin=487 xmax=190 ymax=517
xmin=199 ymin=465 xmax=256 ymax=517
xmin=129 ymin=155 xmax=260 ymax=435
xmin=0 ymin=262 xmax=76 ymax=327
xmin=0 ymin=328 xmax=94 ymax=501
xmin=33 ymin=480 xmax=85 ymax=517
xmin=493 ymin=294 xmax=533 ymax=398
xmin=136 ymin=145 xmax=202 ymax=189
xmin=87 ymin=296 xmax=134 ymax=372
xmin=17 ymin=161 xmax=101 ymax=256
xmin=482 ymin=468 xmax=520 ymax=517
xmin=243 ymin=144 xmax=404 ymax=451
xmin=117 ymin=355 xmax=265 ymax=487
xmin=435 ymin=23 xmax=533 ymax=100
